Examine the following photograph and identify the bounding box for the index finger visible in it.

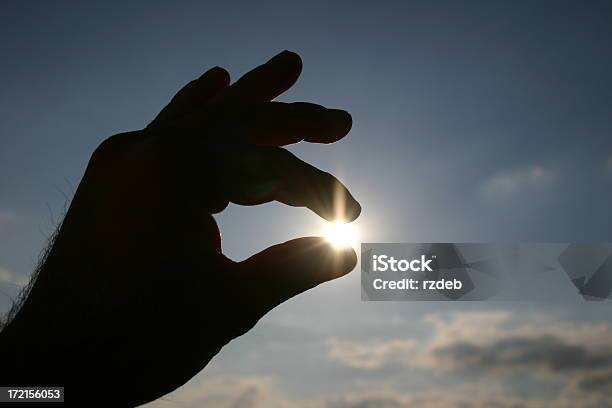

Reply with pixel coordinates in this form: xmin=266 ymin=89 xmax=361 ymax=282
xmin=226 ymin=146 xmax=361 ymax=222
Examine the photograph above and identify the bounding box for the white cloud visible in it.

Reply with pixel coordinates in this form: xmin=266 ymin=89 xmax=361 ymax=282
xmin=327 ymin=337 xmax=419 ymax=370
xmin=481 ymin=165 xmax=557 ymax=197
xmin=0 ymin=266 xmax=28 ymax=286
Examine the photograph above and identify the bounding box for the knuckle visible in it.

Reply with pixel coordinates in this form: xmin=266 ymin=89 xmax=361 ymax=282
xmin=90 ymin=134 xmax=122 ymax=163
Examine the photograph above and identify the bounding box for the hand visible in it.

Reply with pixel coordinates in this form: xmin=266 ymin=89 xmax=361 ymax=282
xmin=0 ymin=51 xmax=360 ymax=406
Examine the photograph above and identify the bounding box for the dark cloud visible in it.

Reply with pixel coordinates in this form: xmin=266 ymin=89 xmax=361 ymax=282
xmin=324 ymin=394 xmax=541 ymax=408
xmin=434 ymin=334 xmax=612 ymax=373
xmin=574 ymin=369 xmax=612 ymax=393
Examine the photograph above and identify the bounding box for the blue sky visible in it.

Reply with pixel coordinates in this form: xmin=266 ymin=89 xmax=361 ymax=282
xmin=1 ymin=1 xmax=612 ymax=406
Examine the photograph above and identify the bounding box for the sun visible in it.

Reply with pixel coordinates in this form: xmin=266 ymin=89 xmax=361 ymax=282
xmin=322 ymin=221 xmax=359 ymax=249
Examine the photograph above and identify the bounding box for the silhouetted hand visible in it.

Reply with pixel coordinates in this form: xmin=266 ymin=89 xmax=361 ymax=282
xmin=0 ymin=51 xmax=360 ymax=406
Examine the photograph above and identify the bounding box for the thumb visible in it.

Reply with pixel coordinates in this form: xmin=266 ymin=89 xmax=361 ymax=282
xmin=237 ymin=237 xmax=357 ymax=317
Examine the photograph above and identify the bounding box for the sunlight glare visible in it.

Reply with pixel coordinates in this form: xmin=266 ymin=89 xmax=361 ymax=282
xmin=322 ymin=221 xmax=359 ymax=249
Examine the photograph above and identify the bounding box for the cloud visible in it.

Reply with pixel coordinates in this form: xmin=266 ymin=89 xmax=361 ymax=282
xmin=423 ymin=311 xmax=514 ymax=345
xmin=432 ymin=334 xmax=612 ymax=374
xmin=0 ymin=266 xmax=28 ymax=286
xmin=144 ymin=374 xmax=612 ymax=408
xmin=327 ymin=337 xmax=418 ymax=370
xmin=326 ymin=312 xmax=612 ymax=405
xmin=481 ymin=165 xmax=557 ymax=197
xmin=145 ymin=376 xmax=298 ymax=408
xmin=140 ymin=312 xmax=612 ymax=408
xmin=573 ymin=369 xmax=612 ymax=393
xmin=322 ymin=391 xmax=550 ymax=408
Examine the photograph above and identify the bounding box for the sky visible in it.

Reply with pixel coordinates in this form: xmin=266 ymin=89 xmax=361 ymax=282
xmin=1 ymin=1 xmax=612 ymax=407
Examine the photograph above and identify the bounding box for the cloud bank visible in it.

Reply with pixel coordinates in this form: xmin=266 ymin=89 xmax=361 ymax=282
xmin=326 ymin=312 xmax=612 ymax=406
xmin=145 ymin=312 xmax=612 ymax=408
